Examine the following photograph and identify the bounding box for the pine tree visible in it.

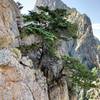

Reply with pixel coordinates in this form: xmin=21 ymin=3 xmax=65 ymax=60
xmin=21 ymin=6 xmax=78 ymax=57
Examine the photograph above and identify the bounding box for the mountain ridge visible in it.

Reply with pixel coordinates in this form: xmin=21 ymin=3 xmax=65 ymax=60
xmin=34 ymin=0 xmax=100 ymax=68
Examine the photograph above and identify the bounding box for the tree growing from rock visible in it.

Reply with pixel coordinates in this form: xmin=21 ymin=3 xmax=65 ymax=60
xmin=19 ymin=6 xmax=99 ymax=99
xmin=20 ymin=6 xmax=78 ymax=66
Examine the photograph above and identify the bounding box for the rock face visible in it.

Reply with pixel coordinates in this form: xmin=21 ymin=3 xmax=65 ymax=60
xmin=34 ymin=0 xmax=68 ymax=11
xmin=0 ymin=0 xmax=100 ymax=100
xmin=0 ymin=48 xmax=69 ymax=100
xmin=67 ymin=10 xmax=99 ymax=68
xmin=0 ymin=49 xmax=49 ymax=100
xmin=0 ymin=0 xmax=50 ymax=100
xmin=0 ymin=1 xmax=70 ymax=99
xmin=34 ymin=0 xmax=99 ymax=69
xmin=34 ymin=0 xmax=100 ymax=99
xmin=0 ymin=0 xmax=22 ymax=48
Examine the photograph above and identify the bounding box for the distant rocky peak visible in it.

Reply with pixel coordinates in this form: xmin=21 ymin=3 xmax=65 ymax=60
xmin=34 ymin=0 xmax=68 ymax=11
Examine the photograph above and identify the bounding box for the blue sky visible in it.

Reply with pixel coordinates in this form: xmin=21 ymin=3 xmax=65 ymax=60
xmin=15 ymin=0 xmax=100 ymax=40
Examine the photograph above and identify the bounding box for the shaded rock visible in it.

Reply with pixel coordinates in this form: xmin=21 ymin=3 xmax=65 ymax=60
xmin=49 ymin=78 xmax=69 ymax=100
xmin=21 ymin=34 xmax=42 ymax=46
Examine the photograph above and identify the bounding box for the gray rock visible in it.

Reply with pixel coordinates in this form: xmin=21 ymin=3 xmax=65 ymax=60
xmin=20 ymin=56 xmax=33 ymax=68
xmin=34 ymin=0 xmax=68 ymax=11
xmin=0 ymin=49 xmax=49 ymax=100
xmin=0 ymin=0 xmax=23 ymax=48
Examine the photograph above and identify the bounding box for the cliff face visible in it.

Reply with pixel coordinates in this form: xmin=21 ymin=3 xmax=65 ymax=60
xmin=0 ymin=49 xmax=49 ymax=100
xmin=0 ymin=0 xmax=49 ymax=100
xmin=0 ymin=0 xmax=100 ymax=100
xmin=0 ymin=0 xmax=70 ymax=100
xmin=67 ymin=10 xmax=99 ymax=68
xmin=34 ymin=0 xmax=99 ymax=68
xmin=0 ymin=0 xmax=22 ymax=48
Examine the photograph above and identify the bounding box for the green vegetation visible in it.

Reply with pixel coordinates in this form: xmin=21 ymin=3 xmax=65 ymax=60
xmin=19 ymin=6 xmax=99 ymax=99
xmin=62 ymin=56 xmax=97 ymax=89
xmin=62 ymin=55 xmax=99 ymax=99
xmin=20 ymin=6 xmax=78 ymax=57
xmin=18 ymin=43 xmax=38 ymax=53
xmin=23 ymin=6 xmax=77 ymax=37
